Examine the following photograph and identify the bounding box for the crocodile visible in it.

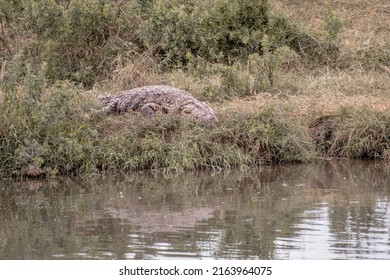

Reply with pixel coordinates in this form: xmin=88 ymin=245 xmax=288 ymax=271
xmin=98 ymin=85 xmax=219 ymax=123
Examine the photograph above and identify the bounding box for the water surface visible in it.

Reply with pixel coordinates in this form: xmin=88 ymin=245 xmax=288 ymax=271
xmin=1 ymin=160 xmax=389 ymax=259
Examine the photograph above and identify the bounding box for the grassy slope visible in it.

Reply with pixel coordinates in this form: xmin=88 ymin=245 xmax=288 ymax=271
xmin=274 ymin=0 xmax=390 ymax=50
xmin=88 ymin=0 xmax=390 ymax=164
xmin=1 ymin=0 xmax=390 ymax=178
xmin=220 ymin=0 xmax=390 ymax=110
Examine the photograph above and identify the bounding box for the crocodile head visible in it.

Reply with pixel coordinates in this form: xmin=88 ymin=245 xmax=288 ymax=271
xmin=98 ymin=95 xmax=112 ymax=104
xmin=180 ymin=101 xmax=219 ymax=123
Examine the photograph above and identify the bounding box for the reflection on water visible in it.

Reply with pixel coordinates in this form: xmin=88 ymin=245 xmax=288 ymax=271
xmin=1 ymin=160 xmax=390 ymax=260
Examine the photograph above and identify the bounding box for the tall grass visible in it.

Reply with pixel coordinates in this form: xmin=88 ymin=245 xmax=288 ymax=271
xmin=96 ymin=107 xmax=316 ymax=171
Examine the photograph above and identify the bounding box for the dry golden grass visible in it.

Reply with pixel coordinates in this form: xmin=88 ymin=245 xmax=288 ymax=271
xmin=108 ymin=49 xmax=162 ymax=91
xmin=217 ymin=91 xmax=390 ymax=121
xmin=273 ymin=0 xmax=390 ymax=50
xmin=215 ymin=61 xmax=390 ymax=120
xmin=280 ymin=68 xmax=389 ymax=94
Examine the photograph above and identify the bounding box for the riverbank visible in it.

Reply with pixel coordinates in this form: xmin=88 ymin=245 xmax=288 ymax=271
xmin=0 ymin=0 xmax=389 ymax=178
xmin=2 ymin=85 xmax=390 ymax=178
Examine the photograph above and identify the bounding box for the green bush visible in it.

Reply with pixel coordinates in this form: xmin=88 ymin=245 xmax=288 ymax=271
xmin=1 ymin=0 xmax=139 ymax=87
xmin=140 ymin=0 xmax=317 ymax=66
xmin=0 ymin=69 xmax=97 ymax=177
xmin=1 ymin=0 xmax=339 ymax=89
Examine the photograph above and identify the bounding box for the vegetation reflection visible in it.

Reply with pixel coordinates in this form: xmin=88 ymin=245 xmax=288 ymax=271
xmin=1 ymin=161 xmax=389 ymax=259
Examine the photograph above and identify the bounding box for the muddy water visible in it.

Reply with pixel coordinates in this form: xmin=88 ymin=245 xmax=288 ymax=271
xmin=1 ymin=161 xmax=390 ymax=260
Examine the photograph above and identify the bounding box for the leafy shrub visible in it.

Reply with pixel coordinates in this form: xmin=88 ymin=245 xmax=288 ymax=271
xmin=0 ymin=66 xmax=97 ymax=177
xmin=140 ymin=0 xmax=316 ymax=66
xmin=1 ymin=0 xmax=140 ymax=87
xmin=1 ymin=0 xmax=338 ymax=89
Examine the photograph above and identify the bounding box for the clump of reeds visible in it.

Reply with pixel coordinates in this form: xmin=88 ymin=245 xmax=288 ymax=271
xmin=327 ymin=108 xmax=390 ymax=159
xmin=0 ymin=79 xmax=99 ymax=178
